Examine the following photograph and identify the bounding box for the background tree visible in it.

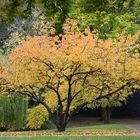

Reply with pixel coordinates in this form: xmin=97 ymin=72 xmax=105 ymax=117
xmin=80 ymin=0 xmax=135 ymax=13
xmin=0 ymin=0 xmax=72 ymax=26
xmin=100 ymin=96 xmax=127 ymax=124
xmin=69 ymin=0 xmax=140 ymax=38
xmin=0 ymin=94 xmax=27 ymax=131
xmin=0 ymin=0 xmax=139 ymax=32
xmin=0 ymin=7 xmax=49 ymax=54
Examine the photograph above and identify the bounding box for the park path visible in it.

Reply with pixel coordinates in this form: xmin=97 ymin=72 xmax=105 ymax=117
xmin=127 ymin=124 xmax=140 ymax=136
xmin=128 ymin=124 xmax=140 ymax=131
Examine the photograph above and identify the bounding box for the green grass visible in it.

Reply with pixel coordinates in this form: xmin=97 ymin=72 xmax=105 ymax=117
xmin=0 ymin=136 xmax=140 ymax=140
xmin=66 ymin=124 xmax=129 ymax=131
xmin=0 ymin=124 xmax=138 ymax=138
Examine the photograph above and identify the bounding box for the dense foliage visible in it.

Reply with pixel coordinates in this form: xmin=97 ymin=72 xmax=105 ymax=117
xmin=0 ymin=0 xmax=140 ymax=30
xmin=0 ymin=8 xmax=48 ymax=54
xmin=26 ymin=105 xmax=52 ymax=130
xmin=0 ymin=95 xmax=27 ymax=131
xmin=1 ymin=20 xmax=139 ymax=131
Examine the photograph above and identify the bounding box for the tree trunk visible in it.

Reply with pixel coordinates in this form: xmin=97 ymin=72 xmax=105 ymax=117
xmin=106 ymin=107 xmax=111 ymax=124
xmin=99 ymin=108 xmax=105 ymax=121
xmin=54 ymin=113 xmax=67 ymax=132
xmin=103 ymin=107 xmax=111 ymax=124
xmin=56 ymin=124 xmax=66 ymax=132
xmin=56 ymin=119 xmax=67 ymax=132
xmin=103 ymin=107 xmax=107 ymax=123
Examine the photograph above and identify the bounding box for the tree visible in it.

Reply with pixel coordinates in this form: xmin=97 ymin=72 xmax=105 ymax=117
xmin=3 ymin=20 xmax=140 ymax=131
xmin=0 ymin=0 xmax=139 ymax=30
xmin=79 ymin=0 xmax=136 ymax=13
xmin=0 ymin=7 xmax=49 ymax=54
xmin=100 ymin=96 xmax=127 ymax=124
xmin=0 ymin=95 xmax=27 ymax=131
xmin=0 ymin=0 xmax=139 ymax=45
xmin=69 ymin=0 xmax=140 ymax=39
xmin=0 ymin=0 xmax=72 ymax=26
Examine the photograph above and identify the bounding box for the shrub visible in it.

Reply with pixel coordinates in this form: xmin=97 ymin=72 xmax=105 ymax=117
xmin=0 ymin=95 xmax=28 ymax=131
xmin=26 ymin=105 xmax=53 ymax=130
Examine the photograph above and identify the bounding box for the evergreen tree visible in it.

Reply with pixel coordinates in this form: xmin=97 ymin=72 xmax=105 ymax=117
xmin=0 ymin=95 xmax=28 ymax=131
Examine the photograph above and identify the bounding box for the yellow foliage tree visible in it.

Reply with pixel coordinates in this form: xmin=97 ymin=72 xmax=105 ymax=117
xmin=3 ymin=19 xmax=140 ymax=131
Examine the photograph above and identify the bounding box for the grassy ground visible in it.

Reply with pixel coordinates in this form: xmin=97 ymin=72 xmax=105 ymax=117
xmin=0 ymin=124 xmax=139 ymax=140
xmin=0 ymin=136 xmax=140 ymax=140
xmin=67 ymin=124 xmax=129 ymax=130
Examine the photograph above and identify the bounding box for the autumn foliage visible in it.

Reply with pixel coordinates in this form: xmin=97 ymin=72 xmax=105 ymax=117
xmin=2 ymin=19 xmax=140 ymax=131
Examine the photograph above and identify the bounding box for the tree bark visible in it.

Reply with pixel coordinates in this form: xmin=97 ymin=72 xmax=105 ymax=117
xmin=55 ymin=116 xmax=67 ymax=132
xmin=56 ymin=123 xmax=66 ymax=132
xmin=99 ymin=108 xmax=105 ymax=121
xmin=103 ymin=107 xmax=111 ymax=124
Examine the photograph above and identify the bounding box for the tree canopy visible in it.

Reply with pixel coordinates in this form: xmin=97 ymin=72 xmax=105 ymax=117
xmin=2 ymin=20 xmax=140 ymax=131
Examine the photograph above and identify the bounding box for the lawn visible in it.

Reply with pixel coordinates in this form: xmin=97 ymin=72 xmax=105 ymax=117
xmin=67 ymin=124 xmax=129 ymax=130
xmin=0 ymin=124 xmax=139 ymax=139
xmin=0 ymin=136 xmax=140 ymax=140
